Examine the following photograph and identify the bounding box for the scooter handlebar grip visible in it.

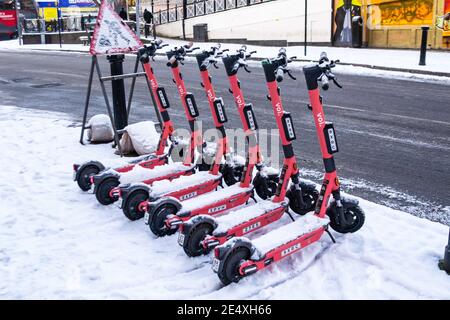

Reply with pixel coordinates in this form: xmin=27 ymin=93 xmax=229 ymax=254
xmin=321 ymin=76 xmax=329 ymax=90
xmin=276 ymin=68 xmax=284 ymax=82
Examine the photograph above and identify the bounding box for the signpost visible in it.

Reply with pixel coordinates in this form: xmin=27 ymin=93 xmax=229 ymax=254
xmin=304 ymin=0 xmax=307 ymax=56
xmin=15 ymin=0 xmax=21 ymax=45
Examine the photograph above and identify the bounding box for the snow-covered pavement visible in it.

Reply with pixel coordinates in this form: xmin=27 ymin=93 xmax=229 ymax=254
xmin=0 ymin=106 xmax=449 ymax=299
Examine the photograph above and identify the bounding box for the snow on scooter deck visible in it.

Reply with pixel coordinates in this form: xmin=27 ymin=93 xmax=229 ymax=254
xmin=251 ymin=214 xmax=330 ymax=258
xmin=213 ymin=200 xmax=289 ymax=235
xmin=148 ymin=171 xmax=221 ymax=197
xmin=178 ymin=184 xmax=254 ymax=214
xmin=116 ymin=162 xmax=196 ymax=184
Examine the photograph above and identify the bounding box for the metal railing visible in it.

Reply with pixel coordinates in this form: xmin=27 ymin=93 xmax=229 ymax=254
xmin=22 ymin=16 xmax=98 ymax=33
xmin=153 ymin=0 xmax=276 ymax=25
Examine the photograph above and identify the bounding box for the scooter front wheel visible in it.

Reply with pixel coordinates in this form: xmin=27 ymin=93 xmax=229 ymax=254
xmin=327 ymin=204 xmax=365 ymax=234
xmin=183 ymin=223 xmax=214 ymax=257
xmin=95 ymin=177 xmax=120 ymax=205
xmin=122 ymin=190 xmax=148 ymax=221
xmin=218 ymin=247 xmax=251 ymax=286
xmin=148 ymin=204 xmax=179 ymax=237
xmin=287 ymin=188 xmax=319 ymax=215
xmin=76 ymin=164 xmax=101 ymax=191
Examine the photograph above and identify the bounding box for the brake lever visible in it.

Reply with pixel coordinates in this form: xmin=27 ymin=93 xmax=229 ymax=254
xmin=243 ymin=65 xmax=251 ymax=73
xmin=287 ymin=70 xmax=296 ymax=80
xmin=213 ymin=63 xmax=219 ymax=69
xmin=333 ymin=79 xmax=343 ymax=89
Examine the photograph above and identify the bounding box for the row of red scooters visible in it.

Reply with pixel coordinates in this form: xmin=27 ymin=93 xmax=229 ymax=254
xmin=73 ymin=40 xmax=365 ymax=285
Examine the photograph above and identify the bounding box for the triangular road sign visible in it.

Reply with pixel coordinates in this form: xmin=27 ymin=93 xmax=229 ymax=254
xmin=90 ymin=1 xmax=143 ymax=55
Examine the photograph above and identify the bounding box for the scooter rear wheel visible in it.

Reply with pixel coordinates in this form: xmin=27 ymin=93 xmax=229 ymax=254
xmin=183 ymin=223 xmax=214 ymax=257
xmin=327 ymin=204 xmax=365 ymax=234
xmin=218 ymin=247 xmax=251 ymax=286
xmin=148 ymin=204 xmax=178 ymax=237
xmin=95 ymin=177 xmax=120 ymax=205
xmin=122 ymin=190 xmax=148 ymax=221
xmin=76 ymin=164 xmax=101 ymax=191
xmin=287 ymin=188 xmax=319 ymax=215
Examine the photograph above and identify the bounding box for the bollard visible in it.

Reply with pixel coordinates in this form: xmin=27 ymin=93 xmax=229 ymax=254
xmin=107 ymin=54 xmax=128 ymax=133
xmin=419 ymin=26 xmax=429 ymax=66
xmin=438 ymin=228 xmax=450 ymax=274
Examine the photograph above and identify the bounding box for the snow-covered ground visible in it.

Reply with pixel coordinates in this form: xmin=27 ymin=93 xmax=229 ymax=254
xmin=0 ymin=105 xmax=449 ymax=299
xmin=1 ymin=38 xmax=450 ymax=84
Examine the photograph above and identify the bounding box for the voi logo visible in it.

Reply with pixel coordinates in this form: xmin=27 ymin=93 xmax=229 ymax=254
xmin=317 ymin=112 xmax=325 ymax=127
xmin=281 ymin=243 xmax=301 ymax=257
xmin=178 ymin=84 xmax=185 ymax=96
xmin=208 ymin=205 xmax=227 ymax=214
xmin=236 ymin=95 xmax=245 ymax=109
xmin=180 ymin=191 xmax=197 ymax=201
xmin=150 ymin=79 xmax=157 ymax=90
xmin=207 ymin=89 xmax=214 ymax=102
xmin=275 ymin=102 xmax=283 ymax=117
xmin=243 ymin=222 xmax=261 ymax=233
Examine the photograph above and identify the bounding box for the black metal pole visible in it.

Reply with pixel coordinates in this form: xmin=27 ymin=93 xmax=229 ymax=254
xmin=419 ymin=26 xmax=429 ymax=66
xmin=439 ymin=228 xmax=450 ymax=274
xmin=107 ymin=54 xmax=128 ymax=132
xmin=182 ymin=0 xmax=187 ymax=40
xmin=57 ymin=4 xmax=62 ymax=48
xmin=80 ymin=56 xmax=96 ymax=145
xmin=304 ymin=0 xmax=307 ymax=56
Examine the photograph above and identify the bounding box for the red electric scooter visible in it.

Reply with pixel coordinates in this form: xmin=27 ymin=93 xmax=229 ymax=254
xmin=91 ymin=43 xmax=205 ymax=205
xmin=145 ymin=46 xmax=275 ymax=237
xmin=212 ymin=52 xmax=365 ymax=285
xmin=117 ymin=44 xmax=244 ymax=221
xmin=73 ymin=39 xmax=174 ymax=192
xmin=179 ymin=49 xmax=319 ymax=257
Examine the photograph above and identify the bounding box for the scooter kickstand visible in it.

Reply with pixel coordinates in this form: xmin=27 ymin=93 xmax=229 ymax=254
xmin=325 ymin=226 xmax=336 ymax=244
xmin=286 ymin=210 xmax=295 ymax=222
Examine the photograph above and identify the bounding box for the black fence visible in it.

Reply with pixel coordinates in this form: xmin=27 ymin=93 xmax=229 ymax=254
xmin=21 ymin=16 xmax=98 ymax=33
xmin=153 ymin=0 xmax=275 ymax=25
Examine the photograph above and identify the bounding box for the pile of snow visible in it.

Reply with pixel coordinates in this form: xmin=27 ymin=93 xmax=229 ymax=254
xmin=0 ymin=106 xmax=449 ymax=299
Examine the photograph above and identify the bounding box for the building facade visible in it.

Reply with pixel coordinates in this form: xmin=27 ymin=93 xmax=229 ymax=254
xmin=147 ymin=0 xmax=449 ymax=49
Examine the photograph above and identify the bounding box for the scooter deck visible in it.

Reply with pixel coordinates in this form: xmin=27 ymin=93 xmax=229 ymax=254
xmin=212 ymin=200 xmax=289 ymax=237
xmin=251 ymin=214 xmax=330 ymax=260
xmin=118 ymin=162 xmax=196 ymax=185
xmin=177 ymin=184 xmax=254 ymax=217
xmin=149 ymin=171 xmax=222 ymax=198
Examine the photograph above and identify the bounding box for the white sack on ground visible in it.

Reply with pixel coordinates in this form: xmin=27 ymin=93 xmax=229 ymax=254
xmin=87 ymin=114 xmax=114 ymax=143
xmin=120 ymin=121 xmax=159 ymax=155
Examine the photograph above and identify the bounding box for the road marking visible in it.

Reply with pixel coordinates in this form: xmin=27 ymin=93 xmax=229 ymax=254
xmin=326 ymin=104 xmax=450 ymax=126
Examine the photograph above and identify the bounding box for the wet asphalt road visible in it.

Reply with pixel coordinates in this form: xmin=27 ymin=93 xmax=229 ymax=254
xmin=0 ymin=50 xmax=449 ymax=225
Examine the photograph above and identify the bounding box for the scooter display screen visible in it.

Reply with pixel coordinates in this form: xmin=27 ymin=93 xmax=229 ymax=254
xmin=282 ymin=113 xmax=296 ymax=141
xmin=185 ymin=93 xmax=199 ymax=118
xmin=156 ymin=87 xmax=170 ymax=109
xmin=243 ymin=104 xmax=258 ymax=131
xmin=214 ymin=98 xmax=227 ymax=124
